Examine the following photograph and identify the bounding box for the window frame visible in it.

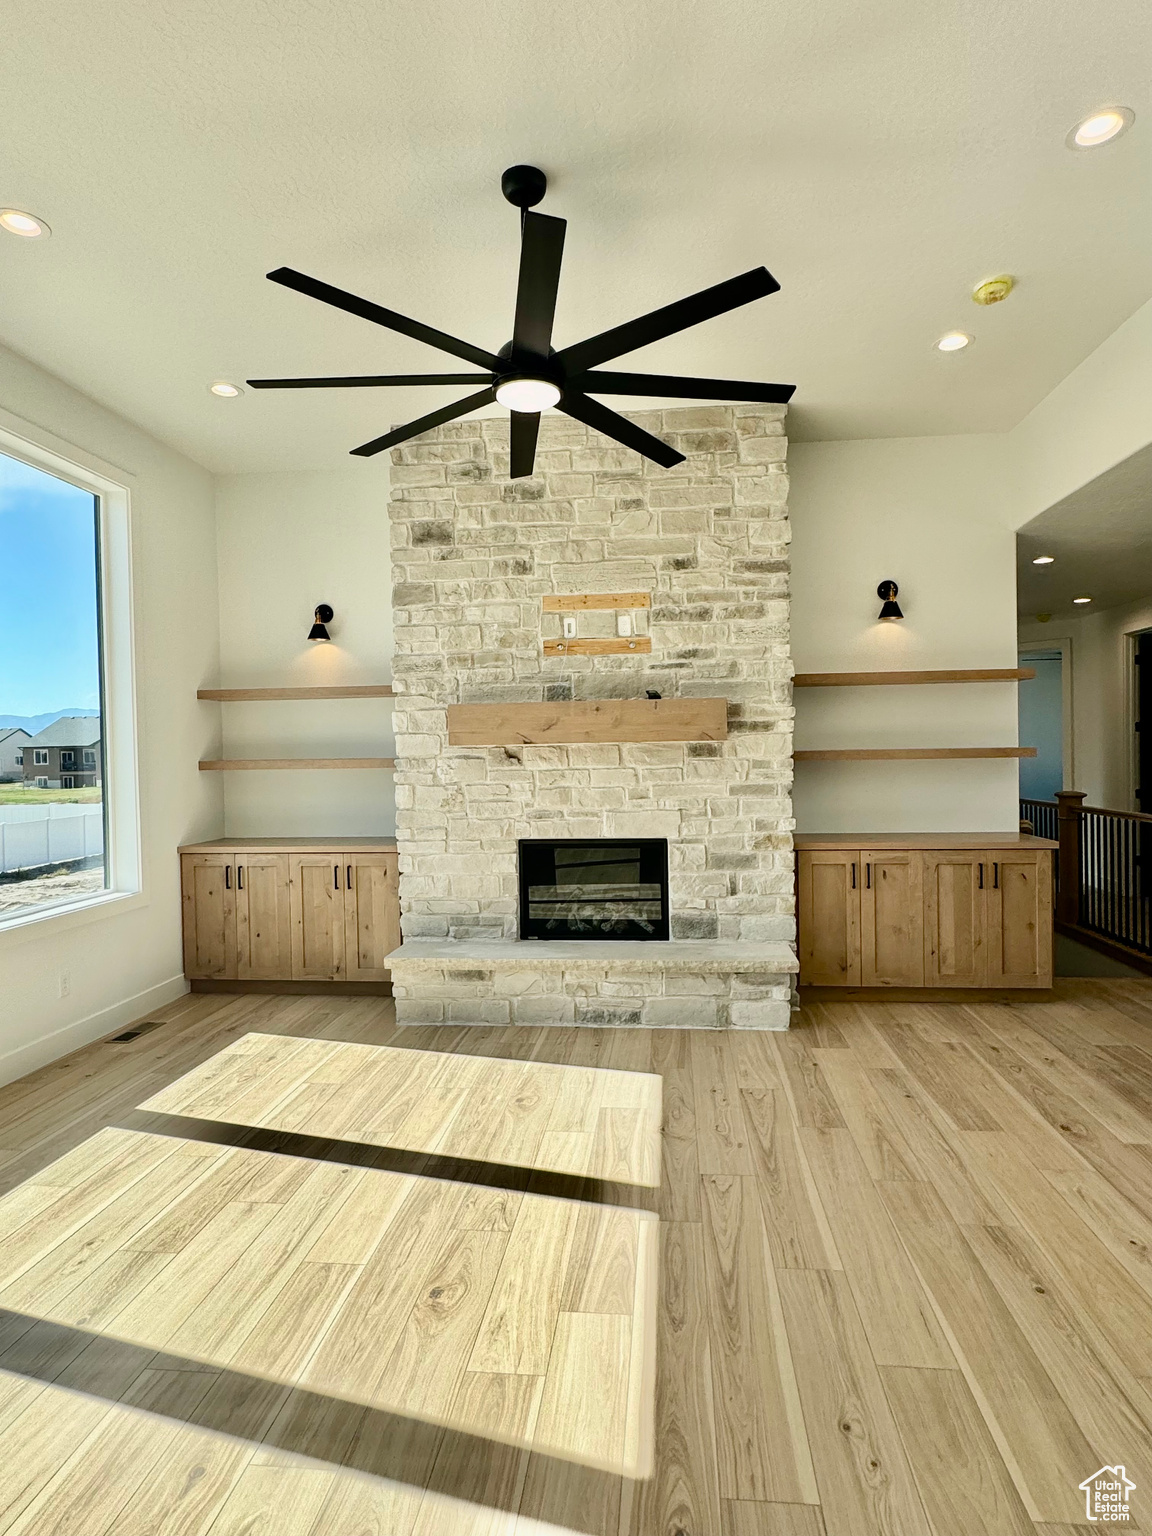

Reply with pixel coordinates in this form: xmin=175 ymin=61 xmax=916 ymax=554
xmin=32 ymin=749 xmax=49 ymax=766
xmin=0 ymin=418 xmax=141 ymax=936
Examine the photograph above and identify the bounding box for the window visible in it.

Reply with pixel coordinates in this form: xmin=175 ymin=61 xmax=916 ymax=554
xmin=1 ymin=448 xmax=111 ymax=922
xmin=14 ymin=753 xmax=21 ymax=766
xmin=83 ymin=750 xmax=96 ymax=768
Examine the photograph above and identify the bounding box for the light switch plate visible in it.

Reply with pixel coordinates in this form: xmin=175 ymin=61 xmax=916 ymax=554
xmin=616 ymin=612 xmax=633 ymax=637
xmin=562 ymin=614 xmax=578 ymax=639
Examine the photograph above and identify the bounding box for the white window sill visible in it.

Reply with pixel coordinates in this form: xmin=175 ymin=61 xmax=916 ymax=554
xmin=0 ymin=887 xmax=147 ymax=951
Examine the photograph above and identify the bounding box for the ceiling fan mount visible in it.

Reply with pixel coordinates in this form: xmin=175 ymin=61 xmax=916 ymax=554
xmin=248 ymin=166 xmax=795 ymax=476
xmin=500 ymin=163 xmax=548 ymax=210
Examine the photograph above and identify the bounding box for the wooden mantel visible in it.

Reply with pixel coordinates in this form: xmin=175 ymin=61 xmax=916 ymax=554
xmin=446 ymin=697 xmax=728 ymax=745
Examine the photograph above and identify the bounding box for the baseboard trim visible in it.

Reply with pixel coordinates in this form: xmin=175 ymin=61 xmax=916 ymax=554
xmin=798 ymin=986 xmax=1057 ymax=1003
xmin=1054 ymin=921 xmax=1152 ymax=978
xmin=189 ymin=979 xmax=393 ymax=997
xmin=0 ymin=973 xmax=189 ymax=1090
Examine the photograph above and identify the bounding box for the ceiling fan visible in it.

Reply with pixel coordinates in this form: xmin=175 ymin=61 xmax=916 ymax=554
xmin=248 ymin=165 xmax=795 ymax=478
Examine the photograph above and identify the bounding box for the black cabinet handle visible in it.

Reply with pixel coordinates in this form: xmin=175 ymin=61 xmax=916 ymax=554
xmin=993 ymin=862 xmax=999 ymax=889
xmin=334 ymin=864 xmax=340 ymax=889
xmin=851 ymin=862 xmax=856 ymax=889
xmin=865 ymin=863 xmax=871 ymax=889
xmin=237 ymin=865 xmax=244 ymax=890
xmin=978 ymin=863 xmax=984 ymax=889
xmin=224 ymin=865 xmax=231 ymax=890
xmin=347 ymin=864 xmax=353 ymax=890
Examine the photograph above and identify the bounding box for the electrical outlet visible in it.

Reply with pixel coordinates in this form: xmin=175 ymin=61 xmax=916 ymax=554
xmin=616 ymin=612 xmax=633 ymax=637
xmin=562 ymin=614 xmax=578 ymax=639
xmin=58 ymin=969 xmax=70 ymax=998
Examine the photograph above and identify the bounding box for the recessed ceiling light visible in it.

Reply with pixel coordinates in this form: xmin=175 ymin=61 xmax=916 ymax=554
xmin=1073 ymin=595 xmax=1093 ymax=604
xmin=936 ymin=331 xmax=971 ymax=353
xmin=0 ymin=208 xmax=50 ymax=238
xmin=209 ymin=381 xmax=244 ymax=398
xmin=1032 ymin=555 xmax=1055 ymax=565
xmin=1067 ymin=107 xmax=1134 ymax=149
xmin=494 ymin=377 xmax=561 ymax=412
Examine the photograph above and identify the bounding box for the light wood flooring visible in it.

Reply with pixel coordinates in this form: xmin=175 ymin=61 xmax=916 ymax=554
xmin=0 ymin=982 xmax=1151 ymax=1533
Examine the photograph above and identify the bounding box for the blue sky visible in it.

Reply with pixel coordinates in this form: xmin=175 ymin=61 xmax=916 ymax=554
xmin=0 ymin=451 xmax=101 ymax=717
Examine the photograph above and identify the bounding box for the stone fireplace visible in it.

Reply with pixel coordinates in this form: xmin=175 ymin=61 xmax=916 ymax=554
xmin=385 ymin=403 xmax=797 ymax=1027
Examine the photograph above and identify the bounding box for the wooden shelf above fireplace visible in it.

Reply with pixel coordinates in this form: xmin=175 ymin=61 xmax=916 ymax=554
xmin=446 ymin=697 xmax=728 ymax=745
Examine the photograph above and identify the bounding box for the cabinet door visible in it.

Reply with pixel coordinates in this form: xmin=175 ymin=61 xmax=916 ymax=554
xmin=797 ymin=851 xmax=861 ymax=986
xmin=181 ymin=854 xmax=237 ymax=979
xmin=235 ymin=854 xmax=292 ymax=980
xmin=343 ymin=853 xmax=401 ymax=982
xmin=923 ymin=853 xmax=985 ymax=987
xmin=984 ymin=851 xmax=1053 ymax=988
xmin=860 ymin=852 xmax=924 ymax=986
xmin=289 ymin=855 xmax=347 ymax=980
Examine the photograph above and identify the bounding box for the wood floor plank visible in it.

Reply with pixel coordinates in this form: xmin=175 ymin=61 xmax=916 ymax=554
xmin=878 ymin=1179 xmax=1100 ymax=1525
xmin=776 ymin=1268 xmax=929 ymax=1536
xmin=771 ymin=1032 xmax=846 ymax=1131
xmin=700 ymin=1174 xmax=815 ymax=1503
xmin=814 ymin=1049 xmax=922 ymax=1182
xmin=650 ymin=1030 xmax=701 ymax=1221
xmin=878 ymin=1364 xmax=1035 ymax=1536
xmin=723 ymin=1498 xmax=828 ymax=1534
xmin=692 ymin=1032 xmax=754 ymax=1173
xmin=627 ymin=1220 xmax=723 ymax=1536
xmin=468 ymin=1194 xmax=576 ymax=1375
xmin=799 ymin=1128 xmax=954 ymax=1369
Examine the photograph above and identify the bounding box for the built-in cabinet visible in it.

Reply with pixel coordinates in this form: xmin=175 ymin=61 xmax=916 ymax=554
xmin=181 ymin=839 xmax=399 ymax=986
xmin=796 ymin=835 xmax=1055 ymax=989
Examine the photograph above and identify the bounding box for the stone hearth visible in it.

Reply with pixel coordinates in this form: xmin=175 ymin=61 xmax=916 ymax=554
xmin=388 ymin=403 xmax=795 ymax=1028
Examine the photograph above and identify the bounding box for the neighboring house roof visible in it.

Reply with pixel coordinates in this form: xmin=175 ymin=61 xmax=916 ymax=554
xmin=25 ymin=717 xmax=101 ymax=748
xmin=0 ymin=728 xmax=31 ymax=745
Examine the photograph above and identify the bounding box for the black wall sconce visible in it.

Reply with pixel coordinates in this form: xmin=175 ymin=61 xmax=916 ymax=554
xmin=308 ymin=603 xmax=334 ymax=641
xmin=877 ymin=580 xmax=904 ymax=621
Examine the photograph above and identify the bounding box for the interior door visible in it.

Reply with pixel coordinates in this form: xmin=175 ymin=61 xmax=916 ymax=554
xmin=181 ymin=854 xmax=237 ymax=979
xmin=984 ymin=851 xmax=1052 ymax=987
xmin=290 ymin=855 xmax=347 ymax=980
xmin=923 ymin=853 xmax=985 ymax=987
xmin=235 ymin=853 xmax=292 ymax=980
xmin=343 ymin=853 xmax=401 ymax=982
xmin=860 ymin=851 xmax=924 ymax=986
xmin=797 ymin=850 xmax=861 ymax=985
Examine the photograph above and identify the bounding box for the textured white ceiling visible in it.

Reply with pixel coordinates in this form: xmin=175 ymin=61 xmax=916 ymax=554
xmin=1018 ymin=442 xmax=1152 ymax=618
xmin=0 ymin=0 xmax=1150 ymax=472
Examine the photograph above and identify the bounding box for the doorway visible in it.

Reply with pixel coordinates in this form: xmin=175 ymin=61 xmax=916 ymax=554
xmin=1018 ymin=650 xmax=1064 ymax=804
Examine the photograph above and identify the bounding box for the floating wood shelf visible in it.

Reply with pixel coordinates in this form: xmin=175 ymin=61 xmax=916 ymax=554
xmin=794 ymin=747 xmax=1037 ymax=762
xmin=447 ymin=697 xmax=727 ymax=746
xmin=198 ymin=758 xmax=395 ymax=771
xmin=793 ymin=668 xmax=1035 ymax=688
xmin=197 ymin=685 xmax=394 ymax=701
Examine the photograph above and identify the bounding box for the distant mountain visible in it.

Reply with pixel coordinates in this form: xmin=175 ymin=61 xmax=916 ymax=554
xmin=0 ymin=709 xmax=100 ymax=735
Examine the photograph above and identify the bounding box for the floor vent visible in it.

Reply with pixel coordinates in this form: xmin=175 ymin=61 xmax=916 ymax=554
xmin=108 ymin=1020 xmax=166 ymax=1043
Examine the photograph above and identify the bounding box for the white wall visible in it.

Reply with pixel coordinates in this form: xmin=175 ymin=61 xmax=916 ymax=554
xmin=1020 ymin=598 xmax=1152 ymax=811
xmin=0 ymin=342 xmax=222 ymax=1087
xmin=213 ymin=468 xmax=395 ymax=837
xmin=790 ymin=433 xmax=1021 ymax=832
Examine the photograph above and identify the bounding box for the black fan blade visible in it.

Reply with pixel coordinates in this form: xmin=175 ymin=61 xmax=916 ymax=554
xmin=577 ymin=370 xmax=795 ymax=404
xmin=350 ymin=386 xmax=497 ymax=458
xmin=559 ymin=392 xmax=685 ymax=468
xmin=512 ymin=211 xmax=567 ymax=358
xmin=247 ymin=373 xmax=493 ymax=390
xmin=557 ymin=267 xmax=780 ymax=374
xmin=509 ymin=411 xmax=541 ymax=478
xmin=267 ymin=268 xmax=503 ymax=372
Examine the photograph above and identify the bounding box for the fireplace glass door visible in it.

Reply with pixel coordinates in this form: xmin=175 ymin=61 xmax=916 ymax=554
xmin=518 ymin=839 xmax=669 ymax=940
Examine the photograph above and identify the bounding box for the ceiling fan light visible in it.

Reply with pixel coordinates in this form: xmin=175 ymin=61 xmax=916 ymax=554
xmin=495 ymin=377 xmax=561 ymax=413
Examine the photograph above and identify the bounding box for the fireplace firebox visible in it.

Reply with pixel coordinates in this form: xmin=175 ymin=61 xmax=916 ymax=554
xmin=518 ymin=839 xmax=669 ymax=941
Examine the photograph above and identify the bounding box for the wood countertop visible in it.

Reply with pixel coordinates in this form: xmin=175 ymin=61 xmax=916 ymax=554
xmin=794 ymin=832 xmax=1058 ymax=850
xmin=180 ymin=837 xmax=397 ymax=853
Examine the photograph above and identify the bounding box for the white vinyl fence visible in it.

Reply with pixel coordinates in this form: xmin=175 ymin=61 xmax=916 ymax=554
xmin=0 ymin=803 xmax=104 ymax=874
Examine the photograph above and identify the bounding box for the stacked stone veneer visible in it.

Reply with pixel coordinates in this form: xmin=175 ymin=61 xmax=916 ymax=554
xmin=388 ymin=403 xmax=795 ymax=1027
